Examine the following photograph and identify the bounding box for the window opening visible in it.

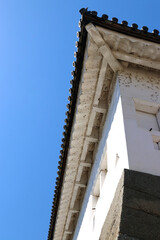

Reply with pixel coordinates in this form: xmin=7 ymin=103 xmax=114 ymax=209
xmin=134 ymin=99 xmax=160 ymax=150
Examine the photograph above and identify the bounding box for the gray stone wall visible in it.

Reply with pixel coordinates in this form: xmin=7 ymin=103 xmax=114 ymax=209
xmin=100 ymin=169 xmax=160 ymax=240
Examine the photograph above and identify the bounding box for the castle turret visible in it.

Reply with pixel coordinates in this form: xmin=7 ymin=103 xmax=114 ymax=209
xmin=48 ymin=9 xmax=160 ymax=240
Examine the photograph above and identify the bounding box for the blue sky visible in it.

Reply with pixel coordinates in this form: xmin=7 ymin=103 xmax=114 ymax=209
xmin=0 ymin=0 xmax=159 ymax=239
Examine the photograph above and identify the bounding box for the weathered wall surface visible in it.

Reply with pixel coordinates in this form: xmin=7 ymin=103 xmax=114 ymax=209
xmin=118 ymin=67 xmax=160 ymax=176
xmin=100 ymin=169 xmax=160 ymax=240
xmin=74 ymin=67 xmax=160 ymax=240
xmin=100 ymin=170 xmax=124 ymax=240
xmin=74 ymin=80 xmax=128 ymax=240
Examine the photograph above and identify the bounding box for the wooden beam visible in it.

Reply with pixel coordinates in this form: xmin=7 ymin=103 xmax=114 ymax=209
xmin=70 ymin=209 xmax=79 ymax=214
xmin=93 ymin=106 xmax=106 ymax=114
xmin=86 ymin=110 xmax=96 ymax=136
xmin=113 ymin=50 xmax=160 ymax=70
xmin=81 ymin=139 xmax=89 ymax=161
xmin=70 ymin=186 xmax=79 ymax=209
xmin=86 ymin=136 xmax=98 ymax=143
xmin=76 ymin=166 xmax=83 ymax=182
xmin=80 ymin=161 xmax=92 ymax=168
xmin=86 ymin=23 xmax=123 ymax=72
xmin=75 ymin=182 xmax=86 ymax=188
xmin=64 ymin=230 xmax=72 ymax=235
xmin=94 ymin=58 xmax=108 ymax=106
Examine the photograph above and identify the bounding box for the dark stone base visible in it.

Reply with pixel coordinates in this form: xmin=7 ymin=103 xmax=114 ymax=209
xmin=100 ymin=169 xmax=160 ymax=240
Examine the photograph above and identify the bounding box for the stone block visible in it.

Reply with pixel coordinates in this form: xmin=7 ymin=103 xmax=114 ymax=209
xmin=100 ymin=169 xmax=160 ymax=240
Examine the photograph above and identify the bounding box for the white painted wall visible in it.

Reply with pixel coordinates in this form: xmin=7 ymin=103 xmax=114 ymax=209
xmin=118 ymin=67 xmax=160 ymax=176
xmin=73 ymin=80 xmax=128 ymax=240
xmin=74 ymin=66 xmax=160 ymax=240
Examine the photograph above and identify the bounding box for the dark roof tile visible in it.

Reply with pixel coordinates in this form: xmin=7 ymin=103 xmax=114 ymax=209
xmin=112 ymin=17 xmax=118 ymax=23
xmin=77 ymin=31 xmax=81 ymax=38
xmin=131 ymin=23 xmax=138 ymax=30
xmin=142 ymin=26 xmax=148 ymax=33
xmin=153 ymin=29 xmax=159 ymax=36
xmin=102 ymin=14 xmax=108 ymax=20
xmin=91 ymin=11 xmax=98 ymax=16
xmin=121 ymin=20 xmax=128 ymax=26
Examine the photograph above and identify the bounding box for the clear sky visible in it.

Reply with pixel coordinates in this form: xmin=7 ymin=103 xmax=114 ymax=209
xmin=0 ymin=0 xmax=159 ymax=239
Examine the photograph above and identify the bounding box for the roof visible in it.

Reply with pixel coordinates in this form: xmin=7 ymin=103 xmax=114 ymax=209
xmin=48 ymin=8 xmax=160 ymax=240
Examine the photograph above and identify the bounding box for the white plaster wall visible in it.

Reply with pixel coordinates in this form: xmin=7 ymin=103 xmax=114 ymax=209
xmin=73 ymin=67 xmax=160 ymax=240
xmin=118 ymin=67 xmax=160 ymax=176
xmin=73 ymin=80 xmax=128 ymax=240
xmin=90 ymin=98 xmax=129 ymax=240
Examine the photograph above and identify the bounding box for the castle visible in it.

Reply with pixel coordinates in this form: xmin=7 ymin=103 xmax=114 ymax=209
xmin=48 ymin=9 xmax=160 ymax=240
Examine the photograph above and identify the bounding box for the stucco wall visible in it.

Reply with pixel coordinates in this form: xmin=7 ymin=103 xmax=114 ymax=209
xmin=73 ymin=66 xmax=160 ymax=240
xmin=73 ymin=80 xmax=128 ymax=240
xmin=118 ymin=67 xmax=160 ymax=176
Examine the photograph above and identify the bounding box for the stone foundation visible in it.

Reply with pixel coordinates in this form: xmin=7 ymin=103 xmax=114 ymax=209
xmin=100 ymin=169 xmax=160 ymax=240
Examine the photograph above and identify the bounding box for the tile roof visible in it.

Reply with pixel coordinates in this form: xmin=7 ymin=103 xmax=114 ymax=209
xmin=79 ymin=8 xmax=160 ymax=43
xmin=48 ymin=8 xmax=160 ymax=240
